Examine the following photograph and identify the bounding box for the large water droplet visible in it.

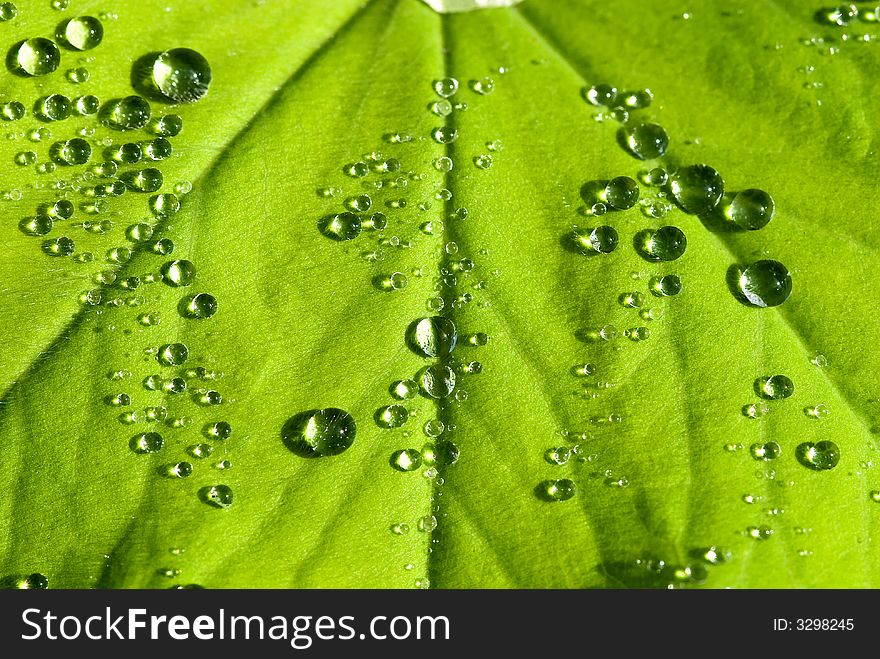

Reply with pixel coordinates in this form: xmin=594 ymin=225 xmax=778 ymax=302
xmin=376 ymin=404 xmax=409 ymax=429
xmin=649 ymin=274 xmax=682 ymax=297
xmin=797 ymin=441 xmax=840 ymax=471
xmin=750 ymin=441 xmax=782 ymax=461
xmin=433 ymin=77 xmax=458 ymax=98
xmin=152 ymin=48 xmax=212 ymax=103
xmin=132 ymin=432 xmax=164 ymax=454
xmin=19 ymin=573 xmax=48 ymax=589
xmin=391 ymin=449 xmax=423 ymax=472
xmin=406 ymin=316 xmax=457 ymax=358
xmin=669 ymin=164 xmax=724 ymax=214
xmin=737 ymin=260 xmax=792 ymax=307
xmin=13 ymin=38 xmax=60 ymax=76
xmin=158 ymin=343 xmax=189 ymax=366
xmin=161 ymin=259 xmax=195 ymax=286
xmin=204 ymin=484 xmax=234 ymax=509
xmin=283 ymin=408 xmax=357 ymax=457
xmin=182 ymin=293 xmax=218 ymax=319
xmin=756 ymin=375 xmax=794 ymax=400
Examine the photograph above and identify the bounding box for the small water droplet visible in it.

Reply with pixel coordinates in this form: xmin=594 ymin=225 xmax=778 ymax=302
xmin=376 ymin=404 xmax=409 ymax=429
xmin=432 ymin=126 xmax=458 ymax=144
xmin=750 ymin=441 xmax=782 ymax=461
xmin=162 ymin=259 xmax=195 ymax=286
xmin=433 ymin=77 xmax=459 ymax=98
xmin=603 ymin=176 xmax=640 ymax=209
xmin=805 ymin=404 xmax=830 ymax=419
xmin=406 ymin=316 xmax=457 ymax=358
xmin=132 ymin=432 xmax=164 ymax=454
xmin=318 ymin=212 xmax=361 ymax=241
xmin=583 ymin=84 xmax=617 ymax=106
xmin=538 ymin=479 xmax=578 ymax=502
xmin=725 ymin=189 xmax=775 ymax=230
xmin=470 ymin=76 xmax=495 ymax=95
xmin=181 ymin=293 xmax=218 ymax=319
xmin=391 ymin=449 xmax=423 ymax=472
xmin=103 ymin=95 xmax=152 ymax=131
xmin=18 ymin=573 xmax=48 ymax=589
xmin=570 ymin=226 xmax=618 ymax=254
xmin=756 ymin=374 xmax=794 ymax=400
xmin=649 ymin=274 xmax=683 ymax=297
xmin=420 ymin=364 xmax=456 ymax=399
xmin=640 ymin=226 xmax=687 ymax=261
xmin=204 ymin=484 xmax=234 ymax=509
xmin=742 ymin=402 xmax=770 ymax=418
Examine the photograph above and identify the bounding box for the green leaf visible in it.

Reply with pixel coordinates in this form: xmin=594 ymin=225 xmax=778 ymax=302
xmin=1 ymin=0 xmax=878 ymax=589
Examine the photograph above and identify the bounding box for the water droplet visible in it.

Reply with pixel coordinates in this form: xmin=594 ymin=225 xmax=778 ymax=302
xmin=376 ymin=404 xmax=409 ymax=429
xmin=641 ymin=226 xmax=687 ymax=261
xmin=747 ymin=525 xmax=773 ymax=540
xmin=624 ymin=123 xmax=669 ymax=160
xmin=391 ymin=449 xmax=422 ymax=472
xmin=420 ymin=365 xmax=456 ymax=399
xmin=391 ymin=523 xmax=410 ymax=535
xmin=649 ymin=274 xmax=683 ymax=297
xmin=805 ymin=404 xmax=830 ymax=419
xmin=433 ymin=77 xmax=458 ymax=98
xmin=20 ymin=216 xmax=52 ymax=236
xmin=434 ymin=156 xmax=453 ymax=172
xmin=621 ymin=88 xmax=654 ymax=109
xmin=168 ymin=461 xmax=193 ymax=479
xmin=407 ymin=317 xmax=457 ymax=358
xmin=126 ymin=167 xmax=163 ymax=192
xmin=103 ymin=95 xmax=151 ymax=131
xmin=345 ymin=194 xmax=372 ymax=212
xmin=282 ymin=408 xmax=356 ymax=456
xmin=0 ymin=3 xmax=17 ymax=22
xmin=43 ymin=236 xmax=75 ymax=257
xmin=37 ymin=94 xmax=71 ymax=121
xmin=570 ymin=226 xmax=619 ymax=254
xmin=669 ymin=164 xmax=724 ymax=214
xmin=471 ymin=76 xmax=495 ymax=95
xmin=19 ymin=573 xmax=48 ymax=589
xmin=108 ymin=393 xmax=131 ymax=407
xmin=725 ymin=189 xmax=775 ymax=230
xmin=757 ymin=374 xmax=794 ymax=400
xmin=1 ymin=100 xmax=25 ymax=120
xmin=204 ymin=484 xmax=234 ymax=509
xmin=700 ymin=546 xmax=732 ymax=565
xmin=737 ymin=260 xmax=792 ymax=307
xmin=59 ymin=16 xmax=104 ymax=50
xmin=474 ymin=154 xmax=493 ymax=169
xmin=150 ymin=193 xmax=180 ymax=217
xmin=431 ymin=99 xmax=452 ymax=117
xmin=318 ymin=212 xmax=361 ymax=241
xmin=432 ymin=126 xmax=459 ymax=144
xmin=75 ymin=95 xmax=100 ymax=115
xmin=418 ymin=515 xmax=438 ymax=532
xmin=152 ymin=238 xmax=175 ymax=255
xmin=161 ymin=259 xmax=195 ymax=286
xmin=583 ymin=84 xmax=617 ymax=106
xmin=13 ymin=38 xmax=61 ymax=76
xmin=51 ymin=138 xmax=91 ymax=165
xmin=743 ymin=402 xmax=770 ymax=418
xmin=538 ymin=479 xmax=578 ymax=502
xmin=132 ymin=432 xmax=164 ymax=454
xmin=181 ymin=293 xmax=218 ymax=319
xmin=545 ymin=447 xmax=571 ymax=465
xmin=797 ymin=441 xmax=840 ymax=470
xmin=66 ymin=66 xmax=89 ymax=83
xmin=619 ymin=291 xmax=646 ymax=308
xmin=206 ymin=421 xmax=232 ymax=440
xmin=157 ymin=343 xmax=188 ymax=366
xmin=870 ymin=491 xmax=880 ymax=503
xmin=152 ymin=48 xmax=212 ymax=102
xmin=390 ymin=380 xmax=417 ymax=400
xmin=143 ymin=137 xmax=173 ymax=161
xmin=603 ymin=176 xmax=640 ymax=209
xmin=827 ymin=3 xmax=858 ymax=25
xmin=750 ymin=441 xmax=782 ymax=461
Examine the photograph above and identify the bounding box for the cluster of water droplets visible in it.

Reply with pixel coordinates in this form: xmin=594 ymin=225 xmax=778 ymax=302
xmin=0 ymin=5 xmax=224 ymax=587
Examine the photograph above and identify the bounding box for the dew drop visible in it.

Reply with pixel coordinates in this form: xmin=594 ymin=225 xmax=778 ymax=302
xmin=318 ymin=212 xmax=361 ymax=241
xmin=433 ymin=77 xmax=459 ymax=98
xmin=1 ymin=100 xmax=25 ymax=120
xmin=13 ymin=38 xmax=61 ymax=76
xmin=283 ymin=408 xmax=357 ymax=456
xmin=391 ymin=449 xmax=423 ymax=472
xmin=641 ymin=226 xmax=687 ymax=261
xmin=43 ymin=236 xmax=75 ymax=257
xmin=0 ymin=3 xmax=17 ymax=21
xmin=757 ymin=374 xmax=794 ymax=400
xmin=738 ymin=260 xmax=792 ymax=307
xmin=181 ymin=293 xmax=217 ymax=319
xmin=390 ymin=379 xmax=418 ymax=400
xmin=750 ymin=441 xmax=782 ymax=461
xmin=19 ymin=573 xmax=48 ymax=589
xmin=207 ymin=421 xmax=232 ymax=440
xmin=570 ymin=226 xmax=618 ymax=254
xmin=406 ymin=317 xmax=457 ymax=358
xmin=797 ymin=441 xmax=840 ymax=471
xmin=37 ymin=94 xmax=71 ymax=121
xmin=726 ymin=189 xmax=775 ymax=230
xmin=471 ymin=76 xmax=495 ymax=95
xmin=104 ymin=96 xmax=151 ymax=131
xmin=204 ymin=484 xmax=234 ymax=509
xmin=51 ymin=138 xmax=91 ymax=165
xmin=649 ymin=274 xmax=682 ymax=297
xmin=168 ymin=461 xmax=193 ymax=479
xmin=538 ymin=479 xmax=578 ymax=502
xmin=420 ymin=364 xmax=456 ymax=399
xmin=157 ymin=342 xmax=188 ymax=366
xmin=132 ymin=431 xmax=164 ymax=454
xmin=603 ymin=176 xmax=640 ymax=209
xmin=669 ymin=164 xmax=724 ymax=214
xmin=376 ymin=404 xmax=409 ymax=429
xmin=583 ymin=84 xmax=617 ymax=106
xmin=60 ymin=16 xmax=104 ymax=50
xmin=743 ymin=402 xmax=770 ymax=419
xmin=624 ymin=123 xmax=669 ymax=160
xmin=805 ymin=404 xmax=830 ymax=419
xmin=152 ymin=48 xmax=212 ymax=103
xmin=161 ymin=259 xmax=195 ymax=286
